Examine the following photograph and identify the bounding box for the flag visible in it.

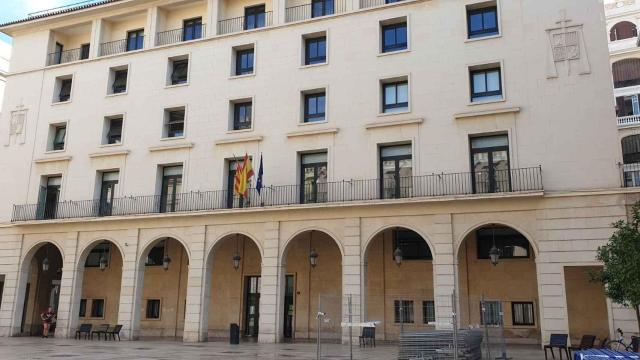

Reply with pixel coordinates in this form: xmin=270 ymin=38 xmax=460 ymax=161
xmin=233 ymin=159 xmax=245 ymax=197
xmin=256 ymin=155 xmax=264 ymax=195
xmin=234 ymin=154 xmax=254 ymax=197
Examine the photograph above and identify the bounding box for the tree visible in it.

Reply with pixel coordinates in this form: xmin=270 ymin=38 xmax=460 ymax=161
xmin=592 ymin=203 xmax=640 ymax=332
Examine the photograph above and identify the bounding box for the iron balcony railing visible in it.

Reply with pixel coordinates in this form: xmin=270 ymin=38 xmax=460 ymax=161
xmin=285 ymin=0 xmax=347 ymax=23
xmin=46 ymin=47 xmax=87 ymax=66
xmin=11 ymin=167 xmax=542 ymax=222
xmin=360 ymin=0 xmax=403 ymax=8
xmin=217 ymin=12 xmax=273 ymax=35
xmin=156 ymin=24 xmax=207 ymax=46
xmin=99 ymin=37 xmax=145 ymax=57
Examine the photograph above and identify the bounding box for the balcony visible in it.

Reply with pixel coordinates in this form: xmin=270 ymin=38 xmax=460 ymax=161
xmin=99 ymin=37 xmax=145 ymax=57
xmin=285 ymin=0 xmax=347 ymax=23
xmin=46 ymin=47 xmax=89 ymax=66
xmin=218 ymin=12 xmax=273 ymax=35
xmin=360 ymin=0 xmax=402 ymax=9
xmin=46 ymin=22 xmax=92 ymax=66
xmin=617 ymin=114 xmax=640 ymax=128
xmin=156 ymin=24 xmax=206 ymax=46
xmin=11 ymin=167 xmax=543 ymax=222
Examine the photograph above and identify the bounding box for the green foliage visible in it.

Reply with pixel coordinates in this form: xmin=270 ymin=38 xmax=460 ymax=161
xmin=593 ymin=203 xmax=640 ymax=329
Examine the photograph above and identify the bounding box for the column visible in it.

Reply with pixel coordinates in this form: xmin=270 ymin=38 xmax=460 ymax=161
xmin=145 ymin=7 xmax=159 ymax=49
xmin=273 ymin=0 xmax=287 ymax=25
xmin=89 ymin=19 xmax=103 ymax=58
xmin=342 ymin=218 xmax=362 ymax=344
xmin=54 ymin=232 xmax=80 ymax=338
xmin=0 ymin=234 xmax=24 ymax=337
xmin=206 ymin=0 xmax=221 ymax=36
xmin=258 ymin=222 xmax=282 ymax=343
xmin=537 ymin=261 xmax=569 ymax=346
xmin=432 ymin=214 xmax=456 ymax=330
xmin=117 ymin=229 xmax=141 ymax=340
xmin=183 ymin=226 xmax=207 ymax=342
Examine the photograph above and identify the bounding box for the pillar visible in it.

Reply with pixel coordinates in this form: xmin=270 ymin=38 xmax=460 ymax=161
xmin=117 ymin=229 xmax=141 ymax=340
xmin=183 ymin=226 xmax=207 ymax=342
xmin=273 ymin=0 xmax=287 ymax=25
xmin=342 ymin=218 xmax=362 ymax=344
xmin=206 ymin=0 xmax=221 ymax=36
xmin=433 ymin=214 xmax=456 ymax=330
xmin=89 ymin=19 xmax=103 ymax=58
xmin=0 ymin=234 xmax=24 ymax=337
xmin=537 ymin=261 xmax=569 ymax=346
xmin=54 ymin=232 xmax=80 ymax=338
xmin=145 ymin=7 xmax=159 ymax=48
xmin=258 ymin=221 xmax=282 ymax=343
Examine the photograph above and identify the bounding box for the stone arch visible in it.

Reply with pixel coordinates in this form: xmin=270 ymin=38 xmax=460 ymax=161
xmin=362 ymin=224 xmax=436 ymax=263
xmin=137 ymin=234 xmax=191 ymax=266
xmin=454 ymin=220 xmax=538 ymax=260
xmin=610 ymin=21 xmax=638 ymax=41
xmin=76 ymin=237 xmax=125 ymax=268
xmin=206 ymin=231 xmax=264 ymax=262
xmin=281 ymin=227 xmax=344 ymax=263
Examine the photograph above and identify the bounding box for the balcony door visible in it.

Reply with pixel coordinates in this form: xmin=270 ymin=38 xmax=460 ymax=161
xmin=380 ymin=145 xmax=412 ymax=199
xmin=312 ymin=0 xmax=334 ymax=17
xmin=126 ymin=29 xmax=144 ymax=51
xmin=160 ymin=166 xmax=182 ymax=213
xmin=300 ymin=152 xmax=327 ymax=204
xmin=99 ymin=171 xmax=118 ymax=216
xmin=470 ymin=135 xmax=511 ymax=194
xmin=244 ymin=276 xmax=261 ymax=337
xmin=38 ymin=176 xmax=62 ymax=220
xmin=183 ymin=17 xmax=203 ymax=41
xmin=244 ymin=4 xmax=266 ymax=30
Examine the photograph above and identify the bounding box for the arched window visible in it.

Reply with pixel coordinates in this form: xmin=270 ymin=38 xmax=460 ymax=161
xmin=610 ymin=21 xmax=638 ymax=41
xmin=622 ymin=135 xmax=640 ymax=164
xmin=612 ymin=59 xmax=640 ymax=88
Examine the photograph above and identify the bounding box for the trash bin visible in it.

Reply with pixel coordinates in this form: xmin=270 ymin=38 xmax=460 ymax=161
xmin=229 ymin=323 xmax=240 ymax=345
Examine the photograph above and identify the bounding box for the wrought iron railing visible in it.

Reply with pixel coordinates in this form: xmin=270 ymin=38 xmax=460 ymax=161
xmin=11 ymin=168 xmax=543 ymax=222
xmin=360 ymin=0 xmax=403 ymax=8
xmin=46 ymin=48 xmax=86 ymax=66
xmin=285 ymin=0 xmax=347 ymax=23
xmin=217 ymin=12 xmax=273 ymax=35
xmin=99 ymin=37 xmax=144 ymax=57
xmin=156 ymin=24 xmax=207 ymax=46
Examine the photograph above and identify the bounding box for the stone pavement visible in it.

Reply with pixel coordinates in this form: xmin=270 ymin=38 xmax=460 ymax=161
xmin=0 ymin=337 xmax=547 ymax=359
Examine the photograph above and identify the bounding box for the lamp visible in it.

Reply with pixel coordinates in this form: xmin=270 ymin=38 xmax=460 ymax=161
xmin=489 ymin=225 xmax=501 ymax=266
xmin=162 ymin=254 xmax=171 ymax=271
xmin=42 ymin=246 xmax=50 ymax=272
xmin=309 ymin=231 xmax=318 ymax=268
xmin=394 ymin=246 xmax=403 ymax=266
xmin=233 ymin=235 xmax=242 ymax=270
xmin=99 ymin=243 xmax=107 ymax=271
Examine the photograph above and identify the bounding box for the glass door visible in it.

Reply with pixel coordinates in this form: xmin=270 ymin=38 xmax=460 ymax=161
xmin=160 ymin=166 xmax=182 ymax=213
xmin=312 ymin=0 xmax=334 ymax=17
xmin=470 ymin=135 xmax=511 ymax=194
xmin=283 ymin=275 xmax=295 ymax=339
xmin=244 ymin=5 xmax=266 ymax=30
xmin=300 ymin=153 xmax=327 ymax=204
xmin=183 ymin=17 xmax=203 ymax=41
xmin=42 ymin=176 xmax=61 ymax=220
xmin=380 ymin=145 xmax=412 ymax=199
xmin=99 ymin=172 xmax=118 ymax=216
xmin=244 ymin=276 xmax=261 ymax=337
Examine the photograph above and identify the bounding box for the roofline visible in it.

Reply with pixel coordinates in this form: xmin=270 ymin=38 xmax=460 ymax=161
xmin=0 ymin=0 xmax=124 ymax=29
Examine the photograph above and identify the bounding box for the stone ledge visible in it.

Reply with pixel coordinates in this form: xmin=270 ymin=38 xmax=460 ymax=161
xmin=365 ymin=117 xmax=424 ymax=129
xmin=88 ymin=149 xmax=130 ymax=158
xmin=454 ymin=107 xmax=521 ymax=119
xmin=34 ymin=155 xmax=72 ymax=164
xmin=148 ymin=142 xmax=194 ymax=152
xmin=214 ymin=136 xmax=264 ymax=145
xmin=286 ymin=128 xmax=339 ymax=138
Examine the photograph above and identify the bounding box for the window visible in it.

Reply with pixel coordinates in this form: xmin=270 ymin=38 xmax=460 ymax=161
xmin=394 ymin=300 xmax=414 ymax=323
xmin=170 ymin=59 xmax=189 ymax=85
xmin=235 ymin=48 xmax=254 ymax=76
xmin=613 ymin=59 xmax=640 ymax=88
xmin=51 ymin=125 xmax=67 ymax=151
xmin=99 ymin=171 xmax=119 ymax=216
xmin=380 ymin=144 xmax=412 ymax=199
xmin=393 ymin=229 xmax=432 ymax=260
xmin=233 ymin=102 xmax=253 ymax=130
xmin=106 ymin=117 xmax=123 ymax=144
xmin=381 ymin=22 xmax=407 ymax=53
xmin=512 ymin=302 xmax=535 ymax=326
xmin=126 ymin=29 xmax=144 ymax=51
xmin=146 ymin=299 xmax=161 ymax=319
xmin=244 ymin=4 xmax=266 ymax=30
xmin=467 ymin=5 xmax=499 ymax=39
xmin=146 ymin=239 xmax=166 ymax=266
xmin=112 ymin=69 xmax=128 ymax=94
xmin=160 ymin=166 xmax=182 ymax=213
xmin=305 ymin=36 xmax=327 ymax=65
xmin=80 ymin=43 xmax=90 ymax=60
xmin=385 ymin=0 xmax=404 ymax=3
xmin=91 ymin=299 xmax=105 ymax=318
xmin=304 ymin=92 xmax=326 ymax=122
xmin=423 ymin=300 xmax=435 ymax=324
xmin=39 ymin=176 xmax=62 ymax=220
xmin=164 ymin=109 xmax=185 ymax=138
xmin=470 ymin=134 xmax=510 ymax=193
xmin=476 ymin=226 xmax=530 ymax=259
xmin=59 ymin=78 xmax=72 ymax=102
xmin=616 ymin=95 xmax=640 ymax=117
xmin=623 ymin=135 xmax=640 ymax=187
xmin=610 ymin=21 xmax=638 ymax=42
xmin=312 ymin=0 xmax=334 ymax=18
xmin=183 ymin=17 xmax=203 ymax=41
xmin=79 ymin=299 xmax=87 ymax=317
xmin=382 ymin=80 xmax=409 ymax=113
xmin=480 ymin=300 xmax=501 ymax=326
xmin=85 ymin=242 xmax=111 ymax=267
xmin=470 ymin=67 xmax=502 ymax=102
xmin=54 ymin=42 xmax=64 ymax=64
xmin=300 ymin=152 xmax=328 ymax=204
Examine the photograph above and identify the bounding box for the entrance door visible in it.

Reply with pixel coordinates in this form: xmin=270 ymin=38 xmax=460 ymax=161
xmin=283 ymin=275 xmax=295 ymax=339
xmin=244 ymin=276 xmax=260 ymax=337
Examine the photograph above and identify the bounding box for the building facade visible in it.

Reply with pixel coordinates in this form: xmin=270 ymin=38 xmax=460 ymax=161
xmin=0 ymin=41 xmax=10 ymax=118
xmin=0 ymin=0 xmax=637 ymax=346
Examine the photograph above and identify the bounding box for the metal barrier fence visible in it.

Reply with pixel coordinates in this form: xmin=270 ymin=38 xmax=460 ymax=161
xmin=12 ymin=167 xmax=543 ymax=222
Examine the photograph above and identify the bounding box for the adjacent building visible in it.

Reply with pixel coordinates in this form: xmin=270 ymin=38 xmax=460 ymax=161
xmin=0 ymin=41 xmax=10 ymax=118
xmin=0 ymin=0 xmax=636 ymax=346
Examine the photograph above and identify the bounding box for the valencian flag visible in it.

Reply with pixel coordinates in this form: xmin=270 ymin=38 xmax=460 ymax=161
xmin=234 ymin=154 xmax=254 ymax=197
xmin=256 ymin=155 xmax=264 ymax=195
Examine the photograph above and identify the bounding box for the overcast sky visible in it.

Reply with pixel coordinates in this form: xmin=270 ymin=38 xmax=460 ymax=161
xmin=0 ymin=0 xmax=100 ymax=44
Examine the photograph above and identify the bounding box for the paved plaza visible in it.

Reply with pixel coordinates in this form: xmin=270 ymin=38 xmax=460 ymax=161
xmin=0 ymin=337 xmax=548 ymax=359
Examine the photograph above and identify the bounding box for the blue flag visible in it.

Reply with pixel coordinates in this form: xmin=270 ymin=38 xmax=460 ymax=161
xmin=256 ymin=155 xmax=264 ymax=194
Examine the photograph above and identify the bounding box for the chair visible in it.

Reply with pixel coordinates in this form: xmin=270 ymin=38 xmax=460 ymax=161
xmin=91 ymin=324 xmax=109 ymax=340
xmin=544 ymin=334 xmax=569 ymax=360
xmin=569 ymin=335 xmax=596 ymax=357
xmin=359 ymin=327 xmax=376 ymax=348
xmin=631 ymin=336 xmax=639 ymax=352
xmin=105 ymin=324 xmax=123 ymax=341
xmin=75 ymin=324 xmax=92 ymax=340
xmin=595 ymin=337 xmax=608 ymax=349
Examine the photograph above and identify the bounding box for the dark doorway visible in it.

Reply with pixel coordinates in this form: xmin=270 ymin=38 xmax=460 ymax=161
xmin=38 ymin=176 xmax=61 ymax=220
xmin=283 ymin=275 xmax=295 ymax=339
xmin=244 ymin=276 xmax=260 ymax=337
